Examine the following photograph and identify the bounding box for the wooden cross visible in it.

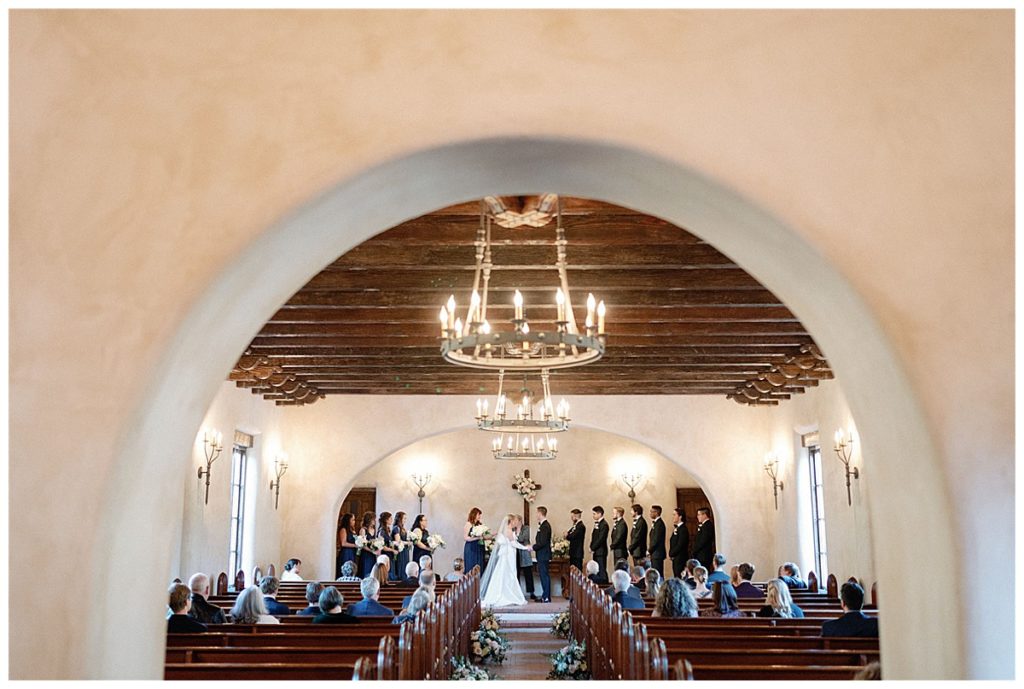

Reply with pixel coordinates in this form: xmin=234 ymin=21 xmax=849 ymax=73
xmin=513 ymin=469 xmax=542 ymax=527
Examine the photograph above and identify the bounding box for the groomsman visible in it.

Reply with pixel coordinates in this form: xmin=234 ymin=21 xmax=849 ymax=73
xmin=628 ymin=504 xmax=648 ymax=568
xmin=669 ymin=508 xmax=690 ymax=578
xmin=647 ymin=505 xmax=667 ymax=577
xmin=692 ymin=507 xmax=716 ymax=569
xmin=532 ymin=506 xmax=552 ymax=603
xmin=565 ymin=509 xmax=586 ymax=572
xmin=610 ymin=507 xmax=628 ymax=563
xmin=589 ymin=506 xmax=610 ymax=577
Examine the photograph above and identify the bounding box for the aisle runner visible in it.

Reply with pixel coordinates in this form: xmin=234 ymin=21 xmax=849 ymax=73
xmin=490 ymin=603 xmax=570 ymax=681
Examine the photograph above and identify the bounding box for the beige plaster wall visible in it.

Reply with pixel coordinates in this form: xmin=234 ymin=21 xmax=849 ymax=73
xmin=9 ymin=9 xmax=1012 ymax=679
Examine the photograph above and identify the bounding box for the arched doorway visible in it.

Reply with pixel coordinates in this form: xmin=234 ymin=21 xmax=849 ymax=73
xmin=92 ymin=138 xmax=956 ymax=678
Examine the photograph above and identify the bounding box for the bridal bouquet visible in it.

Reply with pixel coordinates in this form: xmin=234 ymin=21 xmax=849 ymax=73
xmin=513 ymin=472 xmax=538 ymax=503
xmin=547 ymin=640 xmax=590 ymax=680
xmin=427 ymin=533 xmax=446 ymax=550
xmin=550 ymin=611 xmax=571 ymax=639
xmin=450 ymin=656 xmax=492 ymax=681
xmin=470 ymin=628 xmax=509 ymax=664
xmin=551 ymin=538 xmax=570 ymax=559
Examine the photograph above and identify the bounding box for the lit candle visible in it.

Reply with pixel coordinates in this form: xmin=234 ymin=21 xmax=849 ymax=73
xmin=454 ymin=318 xmax=463 ymax=337
xmin=550 ymin=438 xmax=557 ymax=452
xmin=447 ymin=295 xmax=456 ymax=331
xmin=483 ymin=399 xmax=489 ymax=417
xmin=597 ymin=300 xmax=606 ymax=334
xmin=439 ymin=306 xmax=448 ymax=336
xmin=476 ymin=399 xmax=482 ymax=418
xmin=555 ymin=288 xmax=566 ymax=322
xmin=278 ymin=453 xmax=288 ymax=469
xmin=538 ymin=438 xmax=545 ymax=451
xmin=493 ymin=438 xmax=500 ymax=452
xmin=834 ymin=429 xmax=844 ymax=447
xmin=586 ymin=293 xmax=596 ymax=325
xmin=514 ymin=290 xmax=524 ymax=320
xmin=521 ymin=321 xmax=530 ymax=352
xmin=508 ymin=437 xmax=514 ymax=450
xmin=470 ymin=290 xmax=481 ymax=324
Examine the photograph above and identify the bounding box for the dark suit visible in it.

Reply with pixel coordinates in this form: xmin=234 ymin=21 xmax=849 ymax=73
xmin=692 ymin=519 xmax=715 ymax=569
xmin=587 ymin=572 xmax=609 ymax=586
xmin=168 ymin=613 xmax=207 ymax=633
xmin=348 ymin=599 xmax=395 ymax=617
xmin=735 ymin=581 xmax=765 ymax=599
xmin=780 ymin=575 xmax=808 ymax=590
xmin=648 ymin=517 xmax=667 ymax=576
xmin=263 ymin=597 xmax=292 ymax=616
xmin=189 ymin=594 xmax=226 ymax=625
xmin=313 ymin=611 xmax=360 ymax=624
xmin=611 ymin=590 xmax=645 ymax=610
xmin=610 ymin=518 xmax=628 ymax=563
xmin=669 ymin=522 xmax=689 ymax=578
xmin=629 ymin=516 xmax=648 ymax=565
xmin=400 ymin=575 xmax=419 ymax=586
xmin=565 ymin=521 xmax=586 ymax=572
xmin=589 ymin=519 xmax=610 ymax=576
xmin=532 ymin=519 xmax=552 ymax=601
xmin=821 ymin=611 xmax=879 ymax=637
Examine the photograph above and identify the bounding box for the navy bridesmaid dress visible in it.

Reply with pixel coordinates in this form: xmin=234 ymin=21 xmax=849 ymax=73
xmin=337 ymin=529 xmax=357 ymax=577
xmin=358 ymin=528 xmax=376 ymax=578
xmin=463 ymin=522 xmax=485 ymax=574
xmin=412 ymin=528 xmax=432 ymax=565
xmin=377 ymin=525 xmax=397 ymax=580
xmin=391 ymin=524 xmax=409 ymax=580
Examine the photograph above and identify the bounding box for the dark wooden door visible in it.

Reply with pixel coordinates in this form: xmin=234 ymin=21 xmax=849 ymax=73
xmin=339 ymin=488 xmax=377 ymax=536
xmin=676 ymin=487 xmax=714 ymax=559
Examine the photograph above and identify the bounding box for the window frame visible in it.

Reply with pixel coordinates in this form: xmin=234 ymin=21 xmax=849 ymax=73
xmin=808 ymin=443 xmax=828 ymax=580
xmin=227 ymin=445 xmax=248 ymax=585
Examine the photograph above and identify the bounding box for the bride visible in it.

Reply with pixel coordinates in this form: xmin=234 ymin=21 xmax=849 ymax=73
xmin=480 ymin=513 xmax=530 ymax=607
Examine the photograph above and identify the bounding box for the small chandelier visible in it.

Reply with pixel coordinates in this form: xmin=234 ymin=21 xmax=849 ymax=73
xmin=476 ymin=370 xmax=569 ymax=460
xmin=439 ymin=196 xmax=607 ymax=371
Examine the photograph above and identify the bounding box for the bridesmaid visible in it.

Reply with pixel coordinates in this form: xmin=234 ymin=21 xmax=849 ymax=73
xmin=336 ymin=512 xmax=357 ymax=579
xmin=357 ymin=511 xmax=378 ymax=578
xmin=463 ymin=507 xmax=485 ymax=575
xmin=391 ymin=511 xmax=410 ymax=581
xmin=411 ymin=514 xmax=432 ymax=565
xmin=377 ymin=511 xmax=398 ymax=581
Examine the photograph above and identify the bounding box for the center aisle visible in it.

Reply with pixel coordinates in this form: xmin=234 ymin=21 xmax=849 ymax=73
xmin=489 ymin=601 xmax=570 ymax=681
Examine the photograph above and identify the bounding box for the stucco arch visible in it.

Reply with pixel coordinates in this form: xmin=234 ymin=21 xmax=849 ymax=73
xmin=92 ymin=137 xmax=956 ymax=678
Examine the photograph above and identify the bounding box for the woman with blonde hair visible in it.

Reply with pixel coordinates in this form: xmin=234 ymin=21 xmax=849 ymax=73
xmin=756 ymin=579 xmax=805 ymax=618
xmin=230 ymin=586 xmax=280 ymax=624
xmin=730 ymin=564 xmax=742 ymax=588
xmin=643 ymin=568 xmax=662 ymax=600
xmin=652 ymin=577 xmax=698 ymax=618
xmin=371 ymin=556 xmax=392 ymax=589
xmin=692 ymin=565 xmax=712 ymax=599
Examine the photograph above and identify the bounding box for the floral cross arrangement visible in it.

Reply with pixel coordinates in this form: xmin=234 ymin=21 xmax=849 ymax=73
xmin=513 ymin=472 xmax=539 ymax=503
xmin=547 ymin=640 xmax=590 ymax=680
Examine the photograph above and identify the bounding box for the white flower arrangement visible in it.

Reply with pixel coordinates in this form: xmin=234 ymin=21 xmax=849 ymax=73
xmin=470 ymin=628 xmax=509 ymax=665
xmin=480 ymin=609 xmax=501 ymax=634
xmin=427 ymin=533 xmax=446 ymax=550
xmin=354 ymin=535 xmax=368 ymax=552
xmin=551 ymin=538 xmax=570 ymax=559
xmin=392 ymin=539 xmax=407 ymax=553
xmin=513 ymin=472 xmax=539 ymax=503
xmin=470 ymin=524 xmax=491 ymax=539
xmin=371 ymin=536 xmax=385 ymax=553
xmin=547 ymin=640 xmax=590 ymax=680
xmin=450 ymin=656 xmax=492 ymax=681
xmin=410 ymin=528 xmax=423 ymax=542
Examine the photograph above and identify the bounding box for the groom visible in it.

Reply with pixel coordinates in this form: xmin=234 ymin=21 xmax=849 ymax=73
xmin=532 ymin=506 xmax=552 ymax=603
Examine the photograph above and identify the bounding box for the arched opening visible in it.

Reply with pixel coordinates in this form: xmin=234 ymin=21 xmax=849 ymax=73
xmin=90 ymin=137 xmax=956 ymax=678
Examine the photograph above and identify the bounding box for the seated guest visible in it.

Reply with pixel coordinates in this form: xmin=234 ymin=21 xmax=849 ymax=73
xmin=614 ymin=558 xmax=630 ymax=573
xmin=372 ymin=556 xmax=392 ymax=588
xmin=297 ymin=582 xmax=324 ymax=616
xmin=822 ymin=582 xmax=878 ymax=638
xmin=280 ymin=558 xmax=303 ymax=582
xmin=734 ymin=562 xmax=765 ymax=599
xmin=230 ymin=586 xmax=279 ymax=624
xmin=348 ymin=577 xmax=395 ymax=617
xmin=631 ymin=565 xmax=647 ymax=592
xmin=445 ymin=557 xmax=466 ymax=581
xmin=643 ymin=568 xmax=662 ymax=600
xmin=692 ymin=566 xmax=712 ymax=599
xmin=401 ymin=561 xmax=421 ymax=586
xmin=586 ymin=559 xmax=608 ymax=585
xmin=394 ymin=590 xmax=430 ymax=625
xmin=419 ymin=555 xmax=433 ymax=573
xmin=403 ymin=571 xmax=437 ymax=608
xmin=652 ymin=577 xmax=698 ymax=618
xmin=706 ymin=554 xmax=730 ymax=585
xmin=700 ymin=581 xmax=746 ymax=618
xmin=729 ymin=565 xmax=742 ymax=588
xmin=779 ymin=561 xmax=808 ymax=589
xmin=610 ymin=569 xmax=645 ymax=610
xmin=682 ymin=559 xmax=701 ymax=589
xmin=313 ymin=586 xmax=359 ymax=624
xmin=187 ymin=573 xmax=226 ymax=625
xmin=259 ymin=576 xmax=292 ymax=616
xmin=167 ymin=582 xmax=208 ymax=632
xmin=757 ymin=579 xmax=804 ymax=618
xmin=337 ymin=560 xmax=361 ymax=583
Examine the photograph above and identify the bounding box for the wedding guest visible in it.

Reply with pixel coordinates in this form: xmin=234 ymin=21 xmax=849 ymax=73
xmin=463 ymin=507 xmax=486 ymax=575
xmin=692 ymin=507 xmax=715 ymax=568
xmin=348 ymin=577 xmax=395 ymax=617
xmin=297 ymin=582 xmax=324 ymax=616
xmin=701 ymin=581 xmax=746 ymax=618
xmin=337 ymin=561 xmax=361 ymax=583
xmin=419 ymin=555 xmax=432 ymax=573
xmin=259 ymin=576 xmax=291 ymax=616
xmin=631 ymin=565 xmax=647 ymax=593
xmin=357 ymin=511 xmax=378 ymax=578
xmin=313 ymin=586 xmax=358 ymax=624
xmin=411 ymin=514 xmax=432 ymax=564
xmin=779 ymin=562 xmax=808 ymax=590
xmin=337 ymin=512 xmax=358 ymax=579
xmin=401 ymin=562 xmax=420 ymax=586
xmin=692 ymin=566 xmax=712 ymax=599
xmin=393 ymin=590 xmax=430 ymax=625
xmin=167 ymin=583 xmax=207 ymax=633
xmin=652 ymin=577 xmax=698 ymax=618
xmin=628 ymin=504 xmax=648 ymax=569
xmin=614 ymin=558 xmax=630 ymax=573
xmin=403 ymin=572 xmax=437 ymax=608
xmin=187 ymin=573 xmax=226 ymax=625
xmin=707 ymin=554 xmax=730 ymax=585
xmin=585 ymin=559 xmax=608 ymax=585
xmin=590 ymin=506 xmax=610 ymax=577
xmin=668 ymin=508 xmax=689 ymax=578
xmin=757 ymin=579 xmax=805 ymax=618
xmin=378 ymin=512 xmax=398 ymax=580
xmin=391 ymin=511 xmax=411 ymax=582
xmin=281 ymin=558 xmax=303 ymax=582
xmin=647 ymin=505 xmax=667 ymax=577
xmin=231 ymin=586 xmax=279 ymax=624
xmin=610 ymin=569 xmax=645 ymax=610
xmin=565 ymin=509 xmax=585 ymax=572
xmin=643 ymin=568 xmax=662 ymax=600
xmin=822 ymin=582 xmax=878 ymax=637
xmin=683 ymin=559 xmax=701 ymax=589
xmin=730 ymin=565 xmax=742 ymax=588
xmin=445 ymin=557 xmax=466 ymax=582
xmin=610 ymin=507 xmax=628 ymax=563
xmin=371 ymin=556 xmax=392 ymax=589
xmin=735 ymin=562 xmax=765 ymax=599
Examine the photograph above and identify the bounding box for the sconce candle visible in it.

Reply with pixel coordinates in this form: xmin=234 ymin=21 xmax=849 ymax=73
xmin=269 ymin=453 xmax=289 ymax=510
xmin=197 ymin=428 xmax=224 ymax=506
xmin=621 ymin=473 xmax=644 ymax=501
xmin=763 ymin=452 xmax=784 ymax=510
xmin=833 ymin=426 xmax=860 ymax=506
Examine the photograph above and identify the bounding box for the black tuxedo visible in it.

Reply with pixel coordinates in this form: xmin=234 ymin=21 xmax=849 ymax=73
xmin=610 ymin=518 xmax=628 ymax=563
xmin=669 ymin=521 xmax=690 ymax=577
xmin=629 ymin=516 xmax=648 ymax=565
xmin=648 ymin=517 xmax=667 ymax=576
xmin=589 ymin=518 xmax=610 ymax=576
xmin=692 ymin=519 xmax=716 ymax=569
xmin=532 ymin=519 xmax=553 ymax=601
xmin=566 ymin=520 xmax=586 ymax=572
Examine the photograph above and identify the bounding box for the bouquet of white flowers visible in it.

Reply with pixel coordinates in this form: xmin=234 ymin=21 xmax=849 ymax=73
xmin=409 ymin=528 xmax=423 ymax=542
xmin=470 ymin=628 xmax=509 ymax=665
xmin=427 ymin=533 xmax=446 ymax=550
xmin=547 ymin=640 xmax=590 ymax=680
xmin=354 ymin=534 xmax=368 ymax=552
xmin=371 ymin=536 xmax=385 ymax=553
xmin=551 ymin=538 xmax=570 ymax=559
xmin=450 ymin=656 xmax=492 ymax=681
xmin=480 ymin=609 xmax=501 ymax=634
xmin=484 ymin=538 xmax=496 ymax=553
xmin=513 ymin=472 xmax=538 ymax=503
xmin=550 ymin=610 xmax=571 ymax=639
xmin=393 ymin=539 xmax=406 ymax=553
xmin=470 ymin=524 xmax=491 ymax=539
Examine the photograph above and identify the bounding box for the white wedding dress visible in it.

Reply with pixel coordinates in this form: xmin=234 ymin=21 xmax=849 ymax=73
xmin=480 ymin=519 xmax=529 ymax=608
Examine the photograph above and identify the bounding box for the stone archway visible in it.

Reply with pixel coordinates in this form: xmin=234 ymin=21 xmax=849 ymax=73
xmin=93 ymin=138 xmax=957 ymax=678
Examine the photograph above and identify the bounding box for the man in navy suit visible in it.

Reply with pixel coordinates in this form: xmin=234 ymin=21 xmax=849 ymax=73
xmin=822 ymin=582 xmax=879 ymax=638
xmin=348 ymin=577 xmax=395 ymax=617
xmin=609 ymin=570 xmax=645 ymax=610
xmin=532 ymin=506 xmax=553 ymax=603
xmin=260 ymin=576 xmax=292 ymax=616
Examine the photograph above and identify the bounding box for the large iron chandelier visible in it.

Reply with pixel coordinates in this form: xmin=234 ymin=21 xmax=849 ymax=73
xmin=438 ymin=196 xmax=607 ymax=371
xmin=476 ymin=370 xmax=569 ymax=460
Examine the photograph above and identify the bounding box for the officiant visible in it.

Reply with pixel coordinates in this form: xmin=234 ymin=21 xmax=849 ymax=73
xmin=515 ymin=515 xmax=537 ymax=601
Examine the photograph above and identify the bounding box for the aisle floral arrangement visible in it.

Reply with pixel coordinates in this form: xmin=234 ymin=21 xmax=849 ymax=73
xmin=550 ymin=611 xmax=571 ymax=639
xmin=513 ymin=472 xmax=539 ymax=502
xmin=480 ymin=609 xmax=501 ymax=634
xmin=551 ymin=538 xmax=570 ymax=559
xmin=547 ymin=640 xmax=590 ymax=680
xmin=470 ymin=628 xmax=509 ymax=664
xmin=451 ymin=656 xmax=492 ymax=681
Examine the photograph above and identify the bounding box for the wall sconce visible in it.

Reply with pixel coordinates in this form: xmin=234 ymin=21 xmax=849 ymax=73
xmin=834 ymin=427 xmax=860 ymax=506
xmin=412 ymin=473 xmax=432 ymax=513
xmin=621 ymin=473 xmax=644 ymax=501
xmin=763 ymin=452 xmax=784 ymax=510
xmin=269 ymin=453 xmax=289 ymax=510
xmin=197 ymin=429 xmax=223 ymax=505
